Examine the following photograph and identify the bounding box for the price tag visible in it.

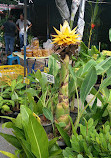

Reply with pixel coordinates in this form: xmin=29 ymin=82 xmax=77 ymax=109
xmin=42 ymin=72 xmax=55 ymax=84
xmin=0 ymin=73 xmax=2 ymax=77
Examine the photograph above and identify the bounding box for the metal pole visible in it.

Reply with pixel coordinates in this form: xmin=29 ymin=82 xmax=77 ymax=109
xmin=47 ymin=5 xmax=50 ymax=39
xmin=24 ymin=0 xmax=27 ymax=77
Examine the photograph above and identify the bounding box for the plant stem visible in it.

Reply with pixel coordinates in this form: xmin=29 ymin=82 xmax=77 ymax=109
xmin=88 ymin=27 xmax=92 ymax=49
xmin=75 ymin=90 xmax=100 ymax=129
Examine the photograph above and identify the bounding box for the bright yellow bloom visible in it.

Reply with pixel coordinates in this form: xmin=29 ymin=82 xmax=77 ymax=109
xmin=52 ymin=21 xmax=81 ymax=46
xmin=33 ymin=112 xmax=41 ymax=123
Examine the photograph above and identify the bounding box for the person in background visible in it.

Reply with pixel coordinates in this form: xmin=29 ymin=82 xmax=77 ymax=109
xmin=16 ymin=13 xmax=32 ymax=49
xmin=1 ymin=16 xmax=16 ymax=56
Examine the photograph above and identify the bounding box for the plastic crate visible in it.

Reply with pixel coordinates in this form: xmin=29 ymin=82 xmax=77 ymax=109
xmin=0 ymin=65 xmax=27 ymax=85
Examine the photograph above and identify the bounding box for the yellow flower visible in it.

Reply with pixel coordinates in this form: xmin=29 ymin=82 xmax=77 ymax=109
xmin=52 ymin=21 xmax=81 ymax=46
xmin=33 ymin=112 xmax=41 ymax=123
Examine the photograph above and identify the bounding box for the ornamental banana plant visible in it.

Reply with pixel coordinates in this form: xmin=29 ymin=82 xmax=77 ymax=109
xmin=52 ymin=21 xmax=81 ymax=131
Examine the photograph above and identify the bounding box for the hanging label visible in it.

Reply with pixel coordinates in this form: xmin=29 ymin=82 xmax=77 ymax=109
xmin=42 ymin=72 xmax=55 ymax=84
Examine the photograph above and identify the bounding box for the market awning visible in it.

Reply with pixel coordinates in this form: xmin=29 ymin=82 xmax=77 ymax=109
xmin=0 ymin=4 xmax=23 ymax=11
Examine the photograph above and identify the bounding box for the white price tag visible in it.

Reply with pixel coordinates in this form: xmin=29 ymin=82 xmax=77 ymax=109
xmin=42 ymin=72 xmax=55 ymax=84
xmin=0 ymin=73 xmax=2 ymax=77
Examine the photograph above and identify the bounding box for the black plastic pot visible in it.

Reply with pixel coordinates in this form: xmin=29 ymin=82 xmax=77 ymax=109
xmin=43 ymin=123 xmax=53 ymax=134
xmin=39 ymin=114 xmax=53 ymax=134
xmin=13 ymin=111 xmax=20 ymax=118
xmin=70 ymin=111 xmax=78 ymax=123
xmin=57 ymin=140 xmax=67 ymax=149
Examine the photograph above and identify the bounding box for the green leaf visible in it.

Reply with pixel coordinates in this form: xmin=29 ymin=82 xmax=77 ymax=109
xmin=48 ymin=55 xmax=59 ymax=77
xmin=57 ymin=122 xmax=66 ymax=128
xmin=0 ymin=151 xmax=18 ymax=158
xmin=109 ymin=28 xmax=111 ymax=42
xmin=82 ymin=59 xmax=96 ymax=75
xmin=11 ymin=79 xmax=16 ymax=92
xmin=20 ymin=105 xmax=32 ymax=128
xmin=88 ymin=118 xmax=93 ymax=129
xmin=2 ymin=122 xmax=13 ymax=129
xmin=63 ymin=147 xmax=74 ymax=157
xmin=80 ymin=124 xmax=86 ymax=137
xmin=80 ymin=67 xmax=97 ymax=103
xmin=20 ymin=105 xmax=32 ymax=140
xmin=0 ymin=116 xmax=15 ymax=122
xmin=20 ymin=139 xmax=36 ymax=158
xmin=27 ymin=115 xmax=49 ymax=158
xmin=96 ymin=57 xmax=111 ymax=74
xmin=48 ymin=137 xmax=59 ymax=150
xmin=11 ymin=91 xmax=18 ymax=101
xmin=77 ymin=154 xmax=84 ymax=158
xmin=56 ymin=124 xmax=71 ymax=147
xmin=0 ymin=133 xmax=22 ymax=149
xmin=100 ymin=75 xmax=111 ymax=90
xmin=43 ymin=107 xmax=53 ymax=122
xmin=90 ymin=87 xmax=104 ymax=104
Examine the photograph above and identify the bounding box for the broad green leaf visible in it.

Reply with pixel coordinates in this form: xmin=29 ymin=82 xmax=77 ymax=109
xmin=20 ymin=139 xmax=36 ymax=158
xmin=56 ymin=124 xmax=71 ymax=147
xmin=20 ymin=105 xmax=32 ymax=140
xmin=11 ymin=91 xmax=18 ymax=101
xmin=11 ymin=79 xmax=16 ymax=92
xmin=26 ymin=88 xmax=37 ymax=96
xmin=20 ymin=105 xmax=32 ymax=127
xmin=14 ymin=114 xmax=22 ymax=129
xmin=2 ymin=122 xmax=13 ymax=129
xmin=27 ymin=92 xmax=37 ymax=112
xmin=80 ymin=67 xmax=97 ymax=103
xmin=82 ymin=59 xmax=96 ymax=75
xmin=12 ymin=126 xmax=25 ymax=140
xmin=0 ymin=133 xmax=22 ymax=149
xmin=43 ymin=107 xmax=53 ymax=122
xmin=96 ymin=57 xmax=111 ymax=74
xmin=27 ymin=115 xmax=49 ymax=158
xmin=48 ymin=55 xmax=59 ymax=77
xmin=0 ymin=151 xmax=18 ymax=158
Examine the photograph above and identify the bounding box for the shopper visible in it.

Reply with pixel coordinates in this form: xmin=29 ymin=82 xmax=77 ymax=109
xmin=1 ymin=16 xmax=16 ymax=56
xmin=16 ymin=13 xmax=32 ymax=49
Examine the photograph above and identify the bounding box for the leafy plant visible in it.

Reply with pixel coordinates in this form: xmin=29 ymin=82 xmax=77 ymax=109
xmin=63 ymin=118 xmax=111 ymax=158
xmin=0 ymin=105 xmax=62 ymax=158
xmin=0 ymin=75 xmax=26 ymax=112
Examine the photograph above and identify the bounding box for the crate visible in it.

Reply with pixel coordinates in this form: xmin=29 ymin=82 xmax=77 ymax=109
xmin=0 ymin=65 xmax=27 ymax=85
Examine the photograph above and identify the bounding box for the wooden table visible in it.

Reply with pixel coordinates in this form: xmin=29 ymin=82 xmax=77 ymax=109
xmin=13 ymin=52 xmax=49 ymax=73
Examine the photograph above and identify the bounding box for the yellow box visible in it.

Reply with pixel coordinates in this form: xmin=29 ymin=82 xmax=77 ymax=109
xmin=0 ymin=65 xmax=27 ymax=85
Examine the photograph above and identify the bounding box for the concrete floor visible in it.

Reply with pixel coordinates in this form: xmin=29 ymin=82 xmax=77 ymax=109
xmin=0 ymin=121 xmax=16 ymax=158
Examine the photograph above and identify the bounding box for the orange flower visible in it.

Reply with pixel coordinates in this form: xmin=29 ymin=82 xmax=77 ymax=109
xmin=91 ymin=23 xmax=95 ymax=29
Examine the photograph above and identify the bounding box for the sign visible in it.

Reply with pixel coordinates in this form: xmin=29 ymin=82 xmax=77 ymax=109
xmin=42 ymin=72 xmax=55 ymax=84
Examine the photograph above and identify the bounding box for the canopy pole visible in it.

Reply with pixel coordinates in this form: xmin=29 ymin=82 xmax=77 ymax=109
xmin=24 ymin=0 xmax=27 ymax=77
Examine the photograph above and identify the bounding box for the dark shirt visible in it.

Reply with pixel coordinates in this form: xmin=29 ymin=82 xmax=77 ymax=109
xmin=3 ymin=21 xmax=16 ymax=37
